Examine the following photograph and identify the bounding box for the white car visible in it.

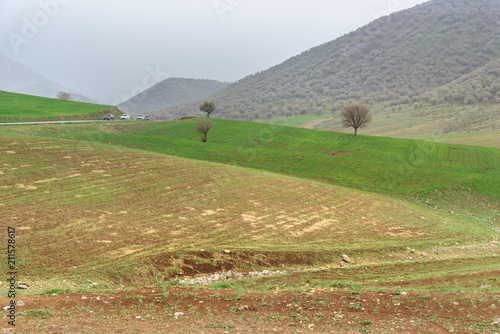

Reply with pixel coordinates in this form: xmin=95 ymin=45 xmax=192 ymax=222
xmin=136 ymin=114 xmax=145 ymax=120
xmin=120 ymin=114 xmax=130 ymax=121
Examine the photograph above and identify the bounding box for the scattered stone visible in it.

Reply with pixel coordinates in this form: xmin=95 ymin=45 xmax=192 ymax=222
xmin=335 ymin=314 xmax=344 ymax=319
xmin=342 ymin=255 xmax=352 ymax=263
xmin=178 ymin=269 xmax=295 ymax=286
xmin=17 ymin=285 xmax=28 ymax=290
xmin=453 ymin=301 xmax=459 ymax=306
xmin=16 ymin=301 xmax=25 ymax=307
xmin=19 ymin=282 xmax=29 ymax=287
xmin=2 ymin=306 xmax=10 ymax=311
xmin=409 ymin=257 xmax=414 ymax=260
xmin=81 ymin=296 xmax=87 ymax=300
xmin=223 ymin=250 xmax=231 ymax=254
xmin=421 ymin=252 xmax=427 ymax=257
xmin=174 ymin=312 xmax=184 ymax=319
xmin=135 ymin=316 xmax=141 ymax=319
xmin=491 ymin=317 xmax=500 ymax=326
xmin=411 ymin=249 xmax=416 ymax=253
xmin=238 ymin=305 xmax=250 ymax=311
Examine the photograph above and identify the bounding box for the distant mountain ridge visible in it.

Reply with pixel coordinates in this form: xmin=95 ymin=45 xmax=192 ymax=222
xmin=0 ymin=54 xmax=97 ymax=103
xmin=160 ymin=0 xmax=499 ymax=131
xmin=118 ymin=78 xmax=230 ymax=116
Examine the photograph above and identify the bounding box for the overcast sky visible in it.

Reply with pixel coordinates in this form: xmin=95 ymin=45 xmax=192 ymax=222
xmin=0 ymin=0 xmax=428 ymax=104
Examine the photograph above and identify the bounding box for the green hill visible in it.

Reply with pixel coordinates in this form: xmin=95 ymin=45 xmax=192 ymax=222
xmin=0 ymin=123 xmax=497 ymax=282
xmin=9 ymin=119 xmax=500 ymax=222
xmin=158 ymin=0 xmax=500 ymax=136
xmin=0 ymin=90 xmax=116 ymax=122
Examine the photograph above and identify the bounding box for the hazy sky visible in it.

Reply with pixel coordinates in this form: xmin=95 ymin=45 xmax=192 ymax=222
xmin=1 ymin=0 xmax=428 ymax=104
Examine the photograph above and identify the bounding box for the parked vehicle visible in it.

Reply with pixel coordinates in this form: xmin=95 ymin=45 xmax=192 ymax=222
xmin=103 ymin=114 xmax=114 ymax=121
xmin=144 ymin=115 xmax=150 ymax=121
xmin=120 ymin=114 xmax=130 ymax=121
xmin=136 ymin=114 xmax=145 ymax=120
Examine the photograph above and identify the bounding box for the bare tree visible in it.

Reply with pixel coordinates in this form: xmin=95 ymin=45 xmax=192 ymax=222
xmin=340 ymin=103 xmax=372 ymax=136
xmin=199 ymin=101 xmax=216 ymax=118
xmin=57 ymin=92 xmax=71 ymax=100
xmin=195 ymin=119 xmax=214 ymax=142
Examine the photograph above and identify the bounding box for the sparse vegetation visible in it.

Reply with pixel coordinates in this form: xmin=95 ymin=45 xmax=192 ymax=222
xmin=199 ymin=101 xmax=217 ymax=118
xmin=195 ymin=118 xmax=214 ymax=142
xmin=340 ymin=103 xmax=372 ymax=136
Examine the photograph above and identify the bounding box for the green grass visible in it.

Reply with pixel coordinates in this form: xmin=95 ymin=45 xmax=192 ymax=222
xmin=412 ymin=131 xmax=500 ymax=148
xmin=10 ymin=119 xmax=499 ymax=203
xmin=256 ymin=114 xmax=330 ymax=128
xmin=0 ymin=129 xmax=496 ymax=286
xmin=0 ymin=90 xmax=116 ymax=122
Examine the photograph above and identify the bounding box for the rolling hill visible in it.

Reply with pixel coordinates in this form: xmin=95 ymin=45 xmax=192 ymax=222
xmin=2 ymin=118 xmax=499 ymax=333
xmin=0 ymin=90 xmax=115 ymax=122
xmin=158 ymin=0 xmax=500 ymax=136
xmin=118 ymin=78 xmax=230 ymax=117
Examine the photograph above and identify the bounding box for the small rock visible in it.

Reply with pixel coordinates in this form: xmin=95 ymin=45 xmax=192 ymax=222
xmin=16 ymin=301 xmax=25 ymax=307
xmin=491 ymin=317 xmax=500 ymax=326
xmin=18 ymin=285 xmax=29 ymax=290
xmin=174 ymin=312 xmax=184 ymax=319
xmin=411 ymin=249 xmax=416 ymax=253
xmin=223 ymin=250 xmax=231 ymax=254
xmin=421 ymin=252 xmax=427 ymax=256
xmin=342 ymin=255 xmax=351 ymax=263
xmin=409 ymin=257 xmax=414 ymax=260
xmin=135 ymin=316 xmax=141 ymax=319
xmin=81 ymin=296 xmax=87 ymax=300
xmin=19 ymin=282 xmax=29 ymax=287
xmin=3 ymin=306 xmax=10 ymax=311
xmin=238 ymin=305 xmax=250 ymax=311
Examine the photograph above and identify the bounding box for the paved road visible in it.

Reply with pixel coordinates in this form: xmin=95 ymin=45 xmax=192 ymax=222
xmin=0 ymin=120 xmax=113 ymax=126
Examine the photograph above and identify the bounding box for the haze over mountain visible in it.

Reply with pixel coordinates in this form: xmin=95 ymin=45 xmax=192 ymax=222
xmin=0 ymin=55 xmax=97 ymax=103
xmin=160 ymin=0 xmax=499 ymax=134
xmin=118 ymin=78 xmax=230 ymax=116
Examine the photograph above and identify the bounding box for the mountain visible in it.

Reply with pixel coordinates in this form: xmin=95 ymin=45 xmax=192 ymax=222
xmin=118 ymin=78 xmax=230 ymax=116
xmin=0 ymin=55 xmax=96 ymax=103
xmin=160 ymin=0 xmax=500 ymax=133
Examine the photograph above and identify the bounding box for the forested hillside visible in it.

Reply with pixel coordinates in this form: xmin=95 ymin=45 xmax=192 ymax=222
xmin=118 ymin=78 xmax=230 ymax=116
xmin=157 ymin=0 xmax=499 ymax=130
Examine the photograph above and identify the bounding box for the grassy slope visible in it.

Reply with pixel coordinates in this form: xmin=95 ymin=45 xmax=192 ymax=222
xmin=255 ymin=102 xmax=500 ymax=140
xmin=0 ymin=90 xmax=116 ymax=122
xmin=0 ymin=132 xmax=496 ymax=284
xmin=413 ymin=131 xmax=500 ymax=149
xmin=11 ymin=119 xmax=500 ymax=203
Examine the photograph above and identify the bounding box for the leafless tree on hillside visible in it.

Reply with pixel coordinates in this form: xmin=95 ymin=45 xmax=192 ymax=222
xmin=341 ymin=103 xmax=372 ymax=136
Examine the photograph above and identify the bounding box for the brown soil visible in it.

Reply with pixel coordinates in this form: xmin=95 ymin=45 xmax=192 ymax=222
xmin=4 ymin=287 xmax=499 ymax=333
